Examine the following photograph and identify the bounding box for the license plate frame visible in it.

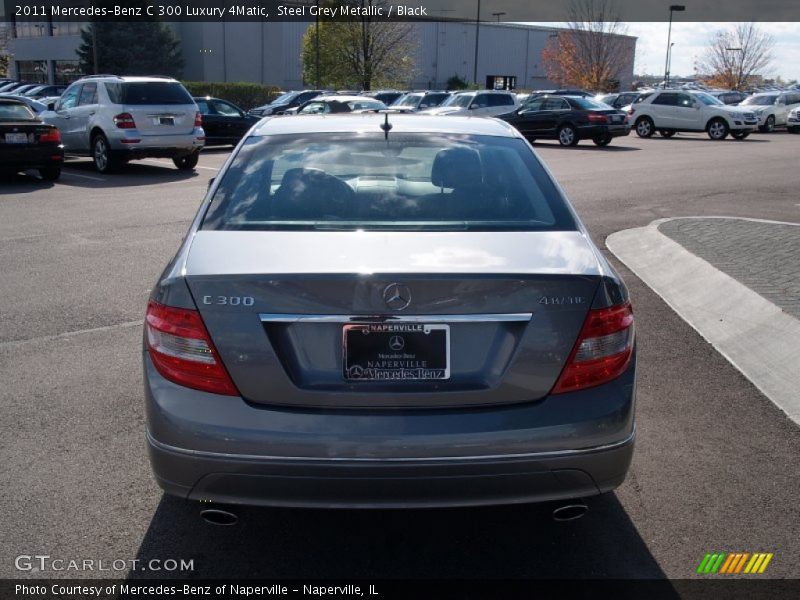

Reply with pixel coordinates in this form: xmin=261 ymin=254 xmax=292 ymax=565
xmin=343 ymin=323 xmax=450 ymax=381
xmin=5 ymin=132 xmax=28 ymax=144
xmin=158 ymin=116 xmax=175 ymax=126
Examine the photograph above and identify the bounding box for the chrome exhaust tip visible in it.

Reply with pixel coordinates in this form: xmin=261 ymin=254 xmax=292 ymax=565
xmin=200 ymin=508 xmax=238 ymax=526
xmin=552 ymin=502 xmax=588 ymax=522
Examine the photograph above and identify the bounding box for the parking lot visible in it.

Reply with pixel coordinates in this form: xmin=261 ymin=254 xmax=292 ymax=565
xmin=1 ymin=131 xmax=799 ymax=579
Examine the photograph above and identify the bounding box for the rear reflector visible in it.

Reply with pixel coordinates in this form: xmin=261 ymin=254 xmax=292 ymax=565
xmin=113 ymin=113 xmax=136 ymax=129
xmin=145 ymin=300 xmax=238 ymax=396
xmin=552 ymin=302 xmax=634 ymax=394
xmin=588 ymin=113 xmax=608 ymax=123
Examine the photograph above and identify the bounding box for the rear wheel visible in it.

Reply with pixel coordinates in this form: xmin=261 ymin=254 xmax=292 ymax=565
xmin=659 ymin=130 xmax=675 ymax=138
xmin=558 ymin=125 xmax=579 ymax=146
xmin=707 ymin=118 xmax=729 ymax=140
xmin=731 ymin=131 xmax=750 ymax=140
xmin=39 ymin=166 xmax=61 ymax=181
xmin=92 ymin=134 xmax=120 ymax=174
xmin=635 ymin=117 xmax=654 ymax=138
xmin=592 ymin=135 xmax=612 ymax=146
xmin=759 ymin=115 xmax=775 ymax=133
xmin=173 ymin=150 xmax=200 ymax=171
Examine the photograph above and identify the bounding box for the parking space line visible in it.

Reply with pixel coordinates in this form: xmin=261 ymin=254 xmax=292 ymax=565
xmin=61 ymin=170 xmax=106 ymax=182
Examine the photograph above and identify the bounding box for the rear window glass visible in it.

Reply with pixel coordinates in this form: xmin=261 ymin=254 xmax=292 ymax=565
xmin=0 ymin=103 xmax=36 ymax=120
xmin=202 ymin=133 xmax=576 ymax=232
xmin=571 ymin=97 xmax=608 ymax=110
xmin=106 ymin=82 xmax=193 ymax=105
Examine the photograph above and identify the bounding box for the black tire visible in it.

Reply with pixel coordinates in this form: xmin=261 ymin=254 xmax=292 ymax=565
xmin=173 ymin=150 xmax=200 ymax=171
xmin=787 ymin=126 xmax=798 ymax=134
xmin=635 ymin=117 xmax=655 ymax=138
xmin=557 ymin=125 xmax=579 ymax=146
xmin=731 ymin=131 xmax=750 ymax=140
xmin=91 ymin=134 xmax=119 ymax=174
xmin=759 ymin=115 xmax=775 ymax=133
xmin=706 ymin=118 xmax=729 ymax=140
xmin=39 ymin=167 xmax=61 ymax=181
xmin=659 ymin=130 xmax=676 ymax=138
xmin=592 ymin=135 xmax=612 ymax=146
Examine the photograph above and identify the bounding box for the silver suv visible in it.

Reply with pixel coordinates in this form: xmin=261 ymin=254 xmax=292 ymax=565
xmin=42 ymin=75 xmax=205 ymax=173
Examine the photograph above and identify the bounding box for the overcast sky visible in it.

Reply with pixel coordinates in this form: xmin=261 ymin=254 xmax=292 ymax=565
xmin=526 ymin=23 xmax=800 ymax=82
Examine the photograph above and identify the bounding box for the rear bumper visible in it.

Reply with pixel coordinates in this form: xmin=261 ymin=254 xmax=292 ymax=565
xmin=144 ymin=353 xmax=636 ymax=508
xmin=0 ymin=145 xmax=64 ymax=170
xmin=108 ymin=128 xmax=205 ymax=156
xmin=577 ymin=123 xmax=631 ymax=138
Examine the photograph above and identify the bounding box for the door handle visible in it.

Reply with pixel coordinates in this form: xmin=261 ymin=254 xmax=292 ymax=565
xmin=89 ymin=112 xmax=96 ymax=116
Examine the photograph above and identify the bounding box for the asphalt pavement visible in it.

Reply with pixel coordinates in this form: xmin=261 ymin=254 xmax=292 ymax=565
xmin=1 ymin=132 xmax=799 ymax=581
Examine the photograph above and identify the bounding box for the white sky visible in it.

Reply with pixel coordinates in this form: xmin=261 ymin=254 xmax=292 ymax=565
xmin=525 ymin=23 xmax=800 ymax=82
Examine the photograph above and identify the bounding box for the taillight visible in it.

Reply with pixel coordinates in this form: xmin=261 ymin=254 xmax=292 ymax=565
xmin=145 ymin=300 xmax=238 ymax=396
xmin=552 ymin=302 xmax=634 ymax=394
xmin=587 ymin=112 xmax=608 ymax=123
xmin=194 ymin=111 xmax=203 ymax=127
xmin=113 ymin=112 xmax=136 ymax=129
xmin=38 ymin=128 xmax=61 ymax=143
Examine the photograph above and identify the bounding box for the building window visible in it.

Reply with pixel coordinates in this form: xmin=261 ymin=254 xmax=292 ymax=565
xmin=55 ymin=61 xmax=82 ymax=84
xmin=51 ymin=22 xmax=83 ymax=37
xmin=14 ymin=21 xmax=49 ymax=38
xmin=16 ymin=60 xmax=48 ymax=83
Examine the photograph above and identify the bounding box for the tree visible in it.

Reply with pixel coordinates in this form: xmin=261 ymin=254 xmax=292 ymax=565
xmin=301 ymin=0 xmax=416 ymax=90
xmin=446 ymin=74 xmax=469 ymax=91
xmin=0 ymin=54 xmax=9 ymax=78
xmin=76 ymin=17 xmax=183 ymax=77
xmin=698 ymin=24 xmax=775 ymax=90
xmin=541 ymin=0 xmax=631 ymax=92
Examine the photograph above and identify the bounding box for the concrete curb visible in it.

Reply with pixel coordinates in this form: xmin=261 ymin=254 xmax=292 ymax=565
xmin=607 ymin=217 xmax=800 ymax=426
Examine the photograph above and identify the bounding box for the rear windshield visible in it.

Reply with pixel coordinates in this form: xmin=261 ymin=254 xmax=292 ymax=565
xmin=202 ymin=133 xmax=577 ymax=232
xmin=106 ymin=82 xmax=194 ymax=105
xmin=571 ymin=97 xmax=609 ymax=110
xmin=0 ymin=103 xmax=36 ymax=121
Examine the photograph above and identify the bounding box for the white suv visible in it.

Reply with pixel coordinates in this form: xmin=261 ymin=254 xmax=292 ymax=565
xmin=628 ymin=90 xmax=758 ymax=140
xmin=738 ymin=91 xmax=800 ymax=132
xmin=788 ymin=107 xmax=800 ymax=134
xmin=419 ymin=90 xmax=518 ymax=117
xmin=42 ymin=75 xmax=205 ymax=173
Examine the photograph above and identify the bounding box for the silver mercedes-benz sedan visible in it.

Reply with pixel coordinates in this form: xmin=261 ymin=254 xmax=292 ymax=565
xmin=144 ymin=114 xmax=635 ymax=513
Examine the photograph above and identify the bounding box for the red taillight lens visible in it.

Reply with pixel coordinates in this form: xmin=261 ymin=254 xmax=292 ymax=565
xmin=145 ymin=300 xmax=238 ymax=396
xmin=552 ymin=302 xmax=634 ymax=394
xmin=113 ymin=112 xmax=136 ymax=129
xmin=38 ymin=128 xmax=61 ymax=143
xmin=194 ymin=111 xmax=203 ymax=127
xmin=588 ymin=112 xmax=608 ymax=123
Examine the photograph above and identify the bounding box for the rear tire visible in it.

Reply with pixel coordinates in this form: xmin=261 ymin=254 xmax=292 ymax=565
xmin=173 ymin=150 xmax=200 ymax=171
xmin=759 ymin=115 xmax=775 ymax=133
xmin=635 ymin=117 xmax=654 ymax=138
xmin=92 ymin=134 xmax=120 ymax=174
xmin=592 ymin=135 xmax=612 ymax=146
xmin=707 ymin=118 xmax=729 ymax=140
xmin=39 ymin=167 xmax=61 ymax=181
xmin=558 ymin=125 xmax=579 ymax=146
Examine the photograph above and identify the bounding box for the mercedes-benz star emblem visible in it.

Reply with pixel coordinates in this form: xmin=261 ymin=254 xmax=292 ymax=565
xmin=383 ymin=283 xmax=411 ymax=311
xmin=389 ymin=335 xmax=405 ymax=351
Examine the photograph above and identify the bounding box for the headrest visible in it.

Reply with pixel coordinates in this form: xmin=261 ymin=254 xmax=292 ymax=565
xmin=431 ymin=147 xmax=483 ymax=189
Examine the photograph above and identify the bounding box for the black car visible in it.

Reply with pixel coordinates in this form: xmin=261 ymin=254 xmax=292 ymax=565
xmin=527 ymin=89 xmax=595 ymax=99
xmin=194 ymin=97 xmax=259 ymax=146
xmin=0 ymin=98 xmax=64 ymax=180
xmin=499 ymin=95 xmax=630 ymax=147
xmin=249 ymin=90 xmax=326 ymax=116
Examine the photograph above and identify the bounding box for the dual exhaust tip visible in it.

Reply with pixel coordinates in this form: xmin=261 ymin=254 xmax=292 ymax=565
xmin=199 ymin=502 xmax=588 ymax=525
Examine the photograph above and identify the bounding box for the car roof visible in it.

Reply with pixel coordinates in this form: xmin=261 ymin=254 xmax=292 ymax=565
xmin=310 ymin=95 xmax=380 ymax=103
xmin=252 ymin=114 xmax=520 ymax=137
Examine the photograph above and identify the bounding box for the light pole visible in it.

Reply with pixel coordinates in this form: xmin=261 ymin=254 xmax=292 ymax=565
xmin=473 ymin=0 xmax=481 ymax=85
xmin=663 ymin=5 xmax=685 ymax=88
xmin=315 ymin=0 xmax=320 ymax=89
xmin=726 ymin=47 xmax=743 ymax=89
xmin=667 ymin=42 xmax=675 ymax=86
xmin=492 ymin=12 xmax=506 ymax=22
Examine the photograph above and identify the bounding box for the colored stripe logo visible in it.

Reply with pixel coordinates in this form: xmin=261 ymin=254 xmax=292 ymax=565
xmin=697 ymin=552 xmax=773 ymax=574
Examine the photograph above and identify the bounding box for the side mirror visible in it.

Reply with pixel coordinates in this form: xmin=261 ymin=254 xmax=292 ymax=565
xmin=47 ymin=102 xmax=56 ymax=111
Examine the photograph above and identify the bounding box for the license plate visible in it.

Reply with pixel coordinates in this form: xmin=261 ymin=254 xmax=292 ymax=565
xmin=158 ymin=117 xmax=175 ymax=126
xmin=5 ymin=133 xmax=28 ymax=144
xmin=343 ymin=323 xmax=450 ymax=381
xmin=611 ymin=115 xmax=622 ymax=122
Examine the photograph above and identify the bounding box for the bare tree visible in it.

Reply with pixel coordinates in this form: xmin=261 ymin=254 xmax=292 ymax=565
xmin=541 ymin=0 xmax=632 ymax=91
xmin=699 ymin=24 xmax=775 ymax=90
xmin=302 ymin=0 xmax=417 ymax=90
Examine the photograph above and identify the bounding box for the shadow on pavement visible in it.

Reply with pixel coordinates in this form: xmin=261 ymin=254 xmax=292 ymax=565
xmin=130 ymin=492 xmax=670 ymax=580
xmin=60 ymin=158 xmax=200 ymax=188
xmin=534 ymin=142 xmax=640 ymax=151
xmin=0 ymin=172 xmax=56 ymax=193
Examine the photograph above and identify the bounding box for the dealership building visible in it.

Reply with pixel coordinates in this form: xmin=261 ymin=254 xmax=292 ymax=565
xmin=6 ymin=19 xmax=636 ymax=91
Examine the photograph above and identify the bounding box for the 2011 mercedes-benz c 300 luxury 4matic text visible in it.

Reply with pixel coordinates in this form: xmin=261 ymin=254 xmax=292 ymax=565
xmin=144 ymin=114 xmax=636 ymax=512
